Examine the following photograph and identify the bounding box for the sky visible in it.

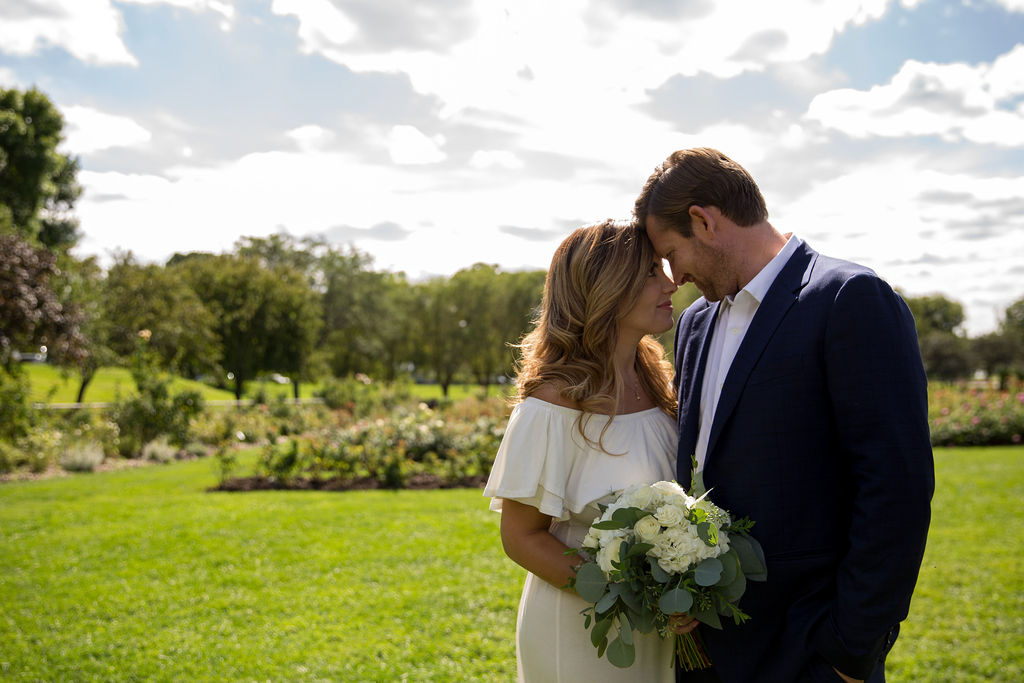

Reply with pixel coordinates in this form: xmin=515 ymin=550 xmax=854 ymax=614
xmin=1 ymin=0 xmax=1023 ymax=336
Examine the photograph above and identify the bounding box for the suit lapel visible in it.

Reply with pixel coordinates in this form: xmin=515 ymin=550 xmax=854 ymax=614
xmin=676 ymin=301 xmax=718 ymax=485
xmin=704 ymin=244 xmax=818 ymax=462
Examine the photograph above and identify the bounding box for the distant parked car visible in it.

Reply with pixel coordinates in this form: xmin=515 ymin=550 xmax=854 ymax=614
xmin=14 ymin=346 xmax=47 ymax=363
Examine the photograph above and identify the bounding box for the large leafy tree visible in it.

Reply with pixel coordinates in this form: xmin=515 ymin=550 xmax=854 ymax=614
xmin=0 ymin=88 xmax=81 ymax=250
xmin=447 ymin=264 xmax=546 ymax=391
xmin=903 ymin=292 xmax=972 ymax=381
xmin=408 ymin=276 xmax=471 ymax=397
xmin=0 ymin=234 xmax=85 ymax=369
xmin=103 ymin=253 xmax=221 ymax=378
xmin=173 ymin=253 xmax=320 ymax=399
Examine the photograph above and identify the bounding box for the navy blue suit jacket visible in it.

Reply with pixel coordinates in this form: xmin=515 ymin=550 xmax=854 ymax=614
xmin=673 ymin=241 xmax=934 ymax=682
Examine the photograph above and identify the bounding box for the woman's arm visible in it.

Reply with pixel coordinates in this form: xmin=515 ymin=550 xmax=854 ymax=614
xmin=499 ymin=498 xmax=582 ymax=590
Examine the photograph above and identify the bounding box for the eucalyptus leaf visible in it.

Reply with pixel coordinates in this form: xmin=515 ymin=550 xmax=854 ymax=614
xmin=591 ymin=616 xmax=613 ymax=648
xmin=695 ymin=557 xmax=723 ymax=587
xmin=629 ymin=607 xmax=656 ymax=634
xmin=574 ymin=562 xmax=609 ymax=603
xmin=593 ymin=520 xmax=626 ymax=530
xmin=692 ymin=601 xmax=722 ymax=630
xmin=719 ymin=565 xmax=747 ymax=601
xmin=689 ymin=466 xmax=708 ymax=498
xmin=619 ymin=584 xmax=642 ymax=613
xmin=595 ymin=588 xmax=619 ymax=614
xmin=611 ymin=507 xmax=637 ymax=527
xmin=619 ymin=613 xmax=634 ymax=646
xmin=658 ymin=587 xmax=694 ymax=614
xmin=626 ymin=542 xmax=654 ymax=559
xmin=716 ymin=550 xmax=739 ymax=586
xmin=697 ymin=521 xmax=719 ymax=546
xmin=649 ymin=557 xmax=671 ymax=583
xmin=729 ymin=534 xmax=767 ymax=581
xmin=606 ymin=636 xmax=636 ymax=668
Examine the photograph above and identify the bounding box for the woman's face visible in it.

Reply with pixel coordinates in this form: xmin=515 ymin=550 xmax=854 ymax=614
xmin=619 ymin=258 xmax=678 ymax=338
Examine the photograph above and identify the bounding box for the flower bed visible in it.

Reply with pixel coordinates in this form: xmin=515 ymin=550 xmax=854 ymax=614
xmin=929 ymin=380 xmax=1024 ymax=447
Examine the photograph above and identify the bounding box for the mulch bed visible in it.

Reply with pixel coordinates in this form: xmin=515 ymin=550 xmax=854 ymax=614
xmin=210 ymin=472 xmax=488 ymax=492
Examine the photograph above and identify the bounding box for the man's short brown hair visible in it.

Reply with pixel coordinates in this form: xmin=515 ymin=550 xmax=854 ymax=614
xmin=634 ymin=147 xmax=768 ymax=236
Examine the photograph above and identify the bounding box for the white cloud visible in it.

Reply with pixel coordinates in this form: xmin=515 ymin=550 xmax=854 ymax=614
xmin=0 ymin=67 xmax=22 ymax=88
xmin=286 ymin=124 xmax=336 ymax=153
xmin=0 ymin=0 xmax=136 ymax=65
xmin=806 ymin=45 xmax=1024 ymax=145
xmin=118 ymin=0 xmax=236 ymax=30
xmin=61 ymin=105 xmax=152 ymax=154
xmin=271 ymin=0 xmax=357 ymax=52
xmin=773 ymin=159 xmax=1024 ymax=335
xmin=269 ymin=0 xmax=910 ymax=171
xmin=991 ymin=0 xmax=1024 ymax=11
xmin=387 ymin=125 xmax=445 ymax=165
xmin=468 ymin=150 xmax=524 ymax=170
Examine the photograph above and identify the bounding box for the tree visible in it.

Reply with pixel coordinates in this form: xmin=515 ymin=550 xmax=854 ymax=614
xmin=173 ymin=254 xmax=319 ymax=399
xmin=408 ymin=277 xmax=470 ymax=397
xmin=0 ymin=88 xmax=81 ymax=250
xmin=0 ymin=234 xmax=85 ymax=440
xmin=103 ymin=253 xmax=221 ymax=379
xmin=904 ymin=293 xmax=965 ymax=337
xmin=904 ymin=293 xmax=971 ymax=381
xmin=0 ymin=234 xmax=85 ymax=369
xmin=260 ymin=265 xmax=322 ymax=399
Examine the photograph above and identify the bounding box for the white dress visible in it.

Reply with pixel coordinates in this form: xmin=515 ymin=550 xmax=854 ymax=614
xmin=484 ymin=397 xmax=678 ymax=683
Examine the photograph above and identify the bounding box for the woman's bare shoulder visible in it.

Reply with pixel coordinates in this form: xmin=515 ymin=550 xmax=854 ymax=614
xmin=528 ymin=381 xmax=580 ymax=410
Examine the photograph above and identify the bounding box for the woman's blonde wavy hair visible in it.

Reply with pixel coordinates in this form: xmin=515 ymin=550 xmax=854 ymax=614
xmin=513 ymin=219 xmax=677 ymax=451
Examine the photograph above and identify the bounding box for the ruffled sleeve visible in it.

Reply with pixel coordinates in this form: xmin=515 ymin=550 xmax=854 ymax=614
xmin=483 ymin=399 xmax=579 ymax=521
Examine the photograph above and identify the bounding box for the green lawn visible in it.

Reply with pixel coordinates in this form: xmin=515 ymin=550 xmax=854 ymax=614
xmin=22 ymin=363 xmax=509 ymax=405
xmin=0 ymin=447 xmax=1020 ymax=681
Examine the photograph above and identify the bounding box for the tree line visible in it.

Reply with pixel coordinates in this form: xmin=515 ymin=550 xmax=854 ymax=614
xmin=3 ymin=85 xmax=1024 ymax=410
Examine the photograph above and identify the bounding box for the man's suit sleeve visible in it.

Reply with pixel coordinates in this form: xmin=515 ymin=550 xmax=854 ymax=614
xmin=815 ymin=273 xmax=935 ymax=679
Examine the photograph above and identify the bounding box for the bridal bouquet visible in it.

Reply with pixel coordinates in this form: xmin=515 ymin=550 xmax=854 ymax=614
xmin=569 ymin=470 xmax=766 ymax=670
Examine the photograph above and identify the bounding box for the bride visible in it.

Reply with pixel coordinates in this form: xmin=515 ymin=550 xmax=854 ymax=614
xmin=484 ymin=219 xmax=693 ymax=682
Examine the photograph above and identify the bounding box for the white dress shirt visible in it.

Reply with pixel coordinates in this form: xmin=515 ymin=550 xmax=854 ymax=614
xmin=694 ymin=235 xmax=802 ymax=471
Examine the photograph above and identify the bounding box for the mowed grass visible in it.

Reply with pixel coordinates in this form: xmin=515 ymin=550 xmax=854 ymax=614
xmin=0 ymin=453 xmax=523 ymax=681
xmin=22 ymin=363 xmax=509 ymax=405
xmin=1 ymin=446 xmax=1021 ymax=681
xmin=888 ymin=445 xmax=1024 ymax=682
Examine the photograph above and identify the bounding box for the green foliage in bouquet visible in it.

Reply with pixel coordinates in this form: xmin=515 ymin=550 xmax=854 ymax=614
xmin=569 ymin=469 xmax=766 ymax=670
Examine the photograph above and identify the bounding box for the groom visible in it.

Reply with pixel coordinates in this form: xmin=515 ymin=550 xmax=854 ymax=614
xmin=635 ymin=148 xmax=934 ymax=683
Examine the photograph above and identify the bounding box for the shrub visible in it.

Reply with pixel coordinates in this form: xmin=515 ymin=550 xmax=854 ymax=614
xmin=0 ymin=366 xmax=34 ymax=442
xmin=142 ymin=438 xmax=177 ymax=464
xmin=111 ymin=370 xmax=204 ymax=456
xmin=59 ymin=442 xmax=105 ymax=472
xmin=314 ymin=376 xmax=413 ymax=417
xmin=243 ymin=402 xmax=507 ymax=489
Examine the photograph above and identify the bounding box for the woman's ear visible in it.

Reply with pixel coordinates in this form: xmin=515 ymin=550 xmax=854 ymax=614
xmin=688 ymin=205 xmax=716 ymax=242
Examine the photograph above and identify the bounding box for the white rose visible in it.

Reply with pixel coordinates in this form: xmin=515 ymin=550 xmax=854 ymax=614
xmin=651 ymin=480 xmax=687 ymax=497
xmin=596 ymin=537 xmax=625 ymax=575
xmin=633 ymin=514 xmax=661 ymax=542
xmin=621 ymin=484 xmax=654 ymax=509
xmin=654 ymin=503 xmax=686 ymax=527
xmin=582 ymin=528 xmax=600 ymax=549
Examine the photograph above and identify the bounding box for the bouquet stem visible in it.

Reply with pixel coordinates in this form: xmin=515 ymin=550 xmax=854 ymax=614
xmin=675 ymin=630 xmax=712 ymax=671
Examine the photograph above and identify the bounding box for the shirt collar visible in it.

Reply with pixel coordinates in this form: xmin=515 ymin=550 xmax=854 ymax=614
xmin=725 ymin=234 xmax=802 ymax=306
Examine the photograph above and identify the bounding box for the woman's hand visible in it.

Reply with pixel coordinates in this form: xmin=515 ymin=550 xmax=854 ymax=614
xmin=499 ymin=498 xmax=581 ymax=590
xmin=668 ymin=613 xmax=699 ymax=634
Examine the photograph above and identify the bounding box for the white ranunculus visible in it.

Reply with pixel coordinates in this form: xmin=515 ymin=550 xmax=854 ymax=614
xmin=654 ymin=503 xmax=686 ymax=527
xmin=596 ymin=537 xmax=625 ymax=575
xmin=651 ymin=480 xmax=687 ymax=497
xmin=633 ymin=514 xmax=662 ymax=542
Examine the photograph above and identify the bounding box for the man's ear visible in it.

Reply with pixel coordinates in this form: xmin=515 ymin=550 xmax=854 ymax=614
xmin=688 ymin=205 xmax=716 ymax=242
